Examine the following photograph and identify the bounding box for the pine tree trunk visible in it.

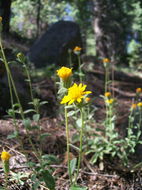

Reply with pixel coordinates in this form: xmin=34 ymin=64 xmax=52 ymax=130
xmin=93 ymin=0 xmax=109 ymax=59
xmin=93 ymin=0 xmax=127 ymax=63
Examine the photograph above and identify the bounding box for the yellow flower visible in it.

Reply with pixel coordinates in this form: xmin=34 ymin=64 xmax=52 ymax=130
xmin=137 ymin=102 xmax=142 ymax=107
xmin=103 ymin=58 xmax=110 ymax=63
xmin=61 ymin=83 xmax=92 ymax=105
xmin=0 ymin=17 xmax=2 ymax=23
xmin=1 ymin=151 xmax=11 ymax=162
xmin=105 ymin=98 xmax=114 ymax=105
xmin=131 ymin=103 xmax=137 ymax=110
xmin=136 ymin=88 xmax=142 ymax=93
xmin=105 ymin=92 xmax=111 ymax=97
xmin=85 ymin=97 xmax=91 ymax=102
xmin=57 ymin=67 xmax=72 ymax=81
xmin=73 ymin=46 xmax=82 ymax=52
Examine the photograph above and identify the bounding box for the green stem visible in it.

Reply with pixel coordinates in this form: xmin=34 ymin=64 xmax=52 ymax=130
xmin=111 ymin=64 xmax=115 ymax=98
xmin=78 ymin=55 xmax=82 ymax=83
xmin=4 ymin=173 xmax=8 ymax=190
xmin=105 ymin=67 xmax=109 ymax=93
xmin=22 ymin=63 xmax=43 ymax=155
xmin=74 ymin=107 xmax=84 ymax=184
xmin=23 ymin=63 xmax=34 ymax=102
xmin=0 ymin=34 xmax=25 ymax=151
xmin=0 ymin=35 xmax=24 ymax=119
xmin=139 ymin=108 xmax=142 ymax=129
xmin=0 ymin=34 xmax=40 ymax=162
xmin=65 ymin=106 xmax=72 ymax=184
xmin=68 ymin=49 xmax=72 ymax=68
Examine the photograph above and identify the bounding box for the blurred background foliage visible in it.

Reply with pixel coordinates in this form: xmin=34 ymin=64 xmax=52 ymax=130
xmin=1 ymin=0 xmax=142 ymax=69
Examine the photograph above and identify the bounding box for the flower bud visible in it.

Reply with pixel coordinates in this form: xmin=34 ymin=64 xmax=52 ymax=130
xmin=73 ymin=46 xmax=82 ymax=55
xmin=1 ymin=151 xmax=11 ymax=174
xmin=136 ymin=88 xmax=142 ymax=94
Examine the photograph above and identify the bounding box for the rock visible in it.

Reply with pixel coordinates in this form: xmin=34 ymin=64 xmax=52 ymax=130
xmin=28 ymin=21 xmax=82 ymax=68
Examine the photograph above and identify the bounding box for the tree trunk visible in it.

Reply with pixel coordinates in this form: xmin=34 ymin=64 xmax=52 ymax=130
xmin=93 ymin=0 xmax=128 ymax=63
xmin=93 ymin=0 xmax=109 ymax=59
xmin=36 ymin=0 xmax=41 ymax=37
xmin=0 ymin=0 xmax=12 ymax=33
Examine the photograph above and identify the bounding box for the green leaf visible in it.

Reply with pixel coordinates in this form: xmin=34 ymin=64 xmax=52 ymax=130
xmin=22 ymin=119 xmax=31 ymax=129
xmin=65 ymin=105 xmax=74 ymax=109
xmin=67 ymin=110 xmax=76 ymax=117
xmin=0 ymin=186 xmax=5 ymax=190
xmin=42 ymin=154 xmax=59 ymax=164
xmin=25 ymin=79 xmax=30 ymax=82
xmin=24 ymin=109 xmax=35 ymax=114
xmin=69 ymin=144 xmax=80 ymax=152
xmin=40 ymin=101 xmax=48 ymax=105
xmin=131 ymin=162 xmax=142 ymax=170
xmin=7 ymin=131 xmax=18 ymax=139
xmin=70 ymin=185 xmax=88 ymax=190
xmin=70 ymin=158 xmax=77 ymax=175
xmin=33 ymin=114 xmax=40 ymax=122
xmin=32 ymin=181 xmax=40 ymax=190
xmin=76 ymin=118 xmax=82 ymax=128
xmin=40 ymin=133 xmax=51 ymax=140
xmin=40 ymin=170 xmax=55 ymax=190
xmin=28 ymin=125 xmax=40 ymax=131
xmin=27 ymin=161 xmax=36 ymax=168
xmin=95 ymin=128 xmax=105 ymax=132
xmin=57 ymin=87 xmax=67 ymax=95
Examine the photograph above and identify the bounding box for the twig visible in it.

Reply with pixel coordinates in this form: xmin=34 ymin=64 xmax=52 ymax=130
xmin=50 ymin=164 xmax=119 ymax=178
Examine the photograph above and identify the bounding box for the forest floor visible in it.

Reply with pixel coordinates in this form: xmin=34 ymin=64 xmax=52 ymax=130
xmin=0 ymin=45 xmax=142 ymax=189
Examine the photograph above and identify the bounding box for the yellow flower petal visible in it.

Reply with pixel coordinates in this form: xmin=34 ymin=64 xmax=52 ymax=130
xmin=77 ymin=98 xmax=82 ymax=103
xmin=84 ymin=91 xmax=92 ymax=95
xmin=61 ymin=83 xmax=92 ymax=105
xmin=60 ymin=96 xmax=69 ymax=104
xmin=69 ymin=99 xmax=75 ymax=105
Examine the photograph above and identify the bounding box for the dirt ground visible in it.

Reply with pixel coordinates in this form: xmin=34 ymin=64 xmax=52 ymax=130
xmin=0 ymin=62 xmax=142 ymax=190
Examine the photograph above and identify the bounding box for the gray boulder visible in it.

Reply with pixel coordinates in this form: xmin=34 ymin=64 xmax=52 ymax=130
xmin=28 ymin=21 xmax=82 ymax=68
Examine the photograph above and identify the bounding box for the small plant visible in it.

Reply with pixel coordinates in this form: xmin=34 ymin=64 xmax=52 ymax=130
xmin=73 ymin=46 xmax=85 ymax=83
xmin=103 ymin=58 xmax=111 ymax=93
xmin=86 ymin=90 xmax=142 ymax=168
xmin=0 ymin=19 xmax=55 ymax=189
xmin=57 ymin=66 xmax=92 ymax=188
xmin=1 ymin=151 xmax=11 ymax=190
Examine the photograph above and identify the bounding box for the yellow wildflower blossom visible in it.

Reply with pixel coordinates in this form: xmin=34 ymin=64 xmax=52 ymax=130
xmin=103 ymin=58 xmax=110 ymax=63
xmin=131 ymin=103 xmax=137 ymax=110
xmin=105 ymin=92 xmax=111 ymax=97
xmin=136 ymin=88 xmax=142 ymax=93
xmin=61 ymin=83 xmax=92 ymax=105
xmin=0 ymin=17 xmax=2 ymax=23
xmin=137 ymin=102 xmax=142 ymax=107
xmin=73 ymin=46 xmax=82 ymax=52
xmin=105 ymin=98 xmax=114 ymax=105
xmin=1 ymin=151 xmax=11 ymax=162
xmin=57 ymin=67 xmax=72 ymax=81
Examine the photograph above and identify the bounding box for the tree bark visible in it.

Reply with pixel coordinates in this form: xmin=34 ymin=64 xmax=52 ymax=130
xmin=93 ymin=0 xmax=129 ymax=63
xmin=0 ymin=0 xmax=12 ymax=33
xmin=93 ymin=0 xmax=109 ymax=59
